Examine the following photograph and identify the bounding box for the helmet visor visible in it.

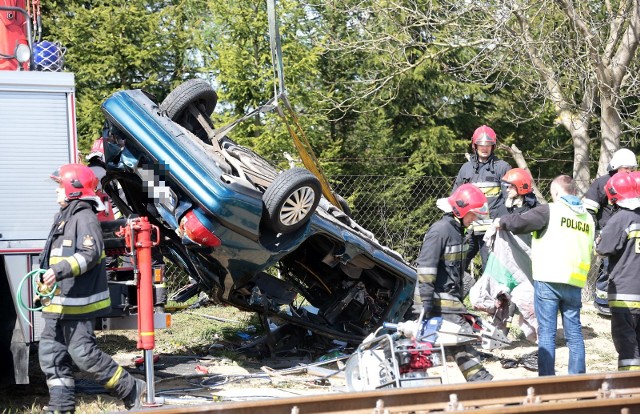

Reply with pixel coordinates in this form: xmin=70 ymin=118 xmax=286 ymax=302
xmin=470 ymin=202 xmax=490 ymax=219
xmin=50 ymin=168 xmax=62 ymax=183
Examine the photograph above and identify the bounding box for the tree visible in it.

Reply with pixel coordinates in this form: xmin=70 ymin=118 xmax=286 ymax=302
xmin=322 ymin=0 xmax=640 ymax=192
xmin=41 ymin=0 xmax=206 ymax=153
xmin=200 ymin=0 xmax=327 ymax=169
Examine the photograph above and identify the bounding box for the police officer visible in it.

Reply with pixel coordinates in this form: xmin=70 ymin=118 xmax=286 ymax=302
xmin=453 ymin=125 xmax=511 ymax=269
xmin=596 ymin=172 xmax=640 ymax=370
xmin=39 ymin=164 xmax=145 ymax=413
xmin=495 ymin=175 xmax=594 ymax=376
xmin=583 ymin=148 xmax=637 ymax=316
xmin=414 ymin=183 xmax=493 ymax=382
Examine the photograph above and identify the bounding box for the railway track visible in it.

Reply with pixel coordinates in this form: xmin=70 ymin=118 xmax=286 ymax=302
xmin=143 ymin=370 xmax=640 ymax=413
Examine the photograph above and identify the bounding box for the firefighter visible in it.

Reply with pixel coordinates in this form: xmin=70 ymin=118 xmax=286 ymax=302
xmin=453 ymin=125 xmax=512 ymax=270
xmin=414 ymin=183 xmax=493 ymax=382
xmin=596 ymin=172 xmax=640 ymax=371
xmin=501 ymin=168 xmax=539 ymax=215
xmin=86 ymin=137 xmax=107 ymax=191
xmin=495 ymin=175 xmax=594 ymax=376
xmin=38 ymin=164 xmax=145 ymax=413
xmin=583 ymin=148 xmax=637 ymax=316
xmin=469 ymin=168 xmax=540 ymax=341
xmin=500 ymin=167 xmax=541 ymax=247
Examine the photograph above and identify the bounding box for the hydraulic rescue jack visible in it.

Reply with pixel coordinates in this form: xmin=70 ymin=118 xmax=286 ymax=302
xmin=116 ymin=216 xmax=164 ymax=407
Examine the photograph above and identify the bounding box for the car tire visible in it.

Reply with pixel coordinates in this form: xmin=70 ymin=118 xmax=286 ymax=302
xmin=262 ymin=168 xmax=321 ymax=233
xmin=161 ymin=79 xmax=218 ymax=142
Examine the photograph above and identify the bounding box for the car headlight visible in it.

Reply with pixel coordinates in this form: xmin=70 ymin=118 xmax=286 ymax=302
xmin=15 ymin=43 xmax=31 ymax=64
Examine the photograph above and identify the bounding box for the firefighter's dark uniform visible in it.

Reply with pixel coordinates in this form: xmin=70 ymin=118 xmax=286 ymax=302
xmin=38 ymin=199 xmax=138 ymax=413
xmin=583 ymin=172 xmax=616 ymax=311
xmin=596 ymin=207 xmax=640 ymax=370
xmin=453 ymin=154 xmax=511 ymax=268
xmin=413 ymin=214 xmax=493 ymax=382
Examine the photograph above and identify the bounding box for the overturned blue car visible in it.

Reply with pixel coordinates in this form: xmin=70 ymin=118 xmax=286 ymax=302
xmin=100 ymin=79 xmax=416 ymax=342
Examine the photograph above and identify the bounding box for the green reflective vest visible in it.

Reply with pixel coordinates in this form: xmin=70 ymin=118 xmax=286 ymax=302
xmin=532 ymin=203 xmax=594 ymax=287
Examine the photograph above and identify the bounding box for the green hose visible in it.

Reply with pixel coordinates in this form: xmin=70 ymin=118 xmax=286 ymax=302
xmin=17 ymin=269 xmax=57 ymax=327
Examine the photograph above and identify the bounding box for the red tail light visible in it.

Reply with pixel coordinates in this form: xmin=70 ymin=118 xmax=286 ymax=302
xmin=180 ymin=210 xmax=222 ymax=247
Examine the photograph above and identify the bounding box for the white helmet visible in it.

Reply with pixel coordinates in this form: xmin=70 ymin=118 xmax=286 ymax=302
xmin=608 ymin=148 xmax=637 ymax=171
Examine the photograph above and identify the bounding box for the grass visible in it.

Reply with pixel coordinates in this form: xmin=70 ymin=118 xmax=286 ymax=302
xmin=0 ymin=303 xmax=260 ymax=414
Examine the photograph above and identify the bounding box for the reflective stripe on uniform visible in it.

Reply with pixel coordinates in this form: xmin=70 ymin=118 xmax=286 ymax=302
xmin=568 ymin=268 xmax=589 ymax=286
xmin=72 ymin=253 xmax=88 ymax=274
xmin=474 ymin=181 xmax=501 ymax=197
xmin=50 ymin=255 xmax=81 ymax=276
xmin=44 ymin=297 xmax=111 ymax=315
xmin=50 ymin=290 xmax=110 ymax=306
xmin=443 ymin=244 xmax=467 ymax=261
xmin=47 ymin=378 xmax=75 ymax=387
xmin=609 ymin=294 xmax=640 ymax=302
xmin=459 ymin=358 xmax=483 ymax=379
xmin=105 ymin=366 xmax=125 ymax=389
xmin=417 ymin=266 xmax=437 ymax=275
xmin=470 ymin=219 xmax=493 ymax=234
xmin=459 ymin=358 xmax=482 ymax=372
xmin=619 ymin=359 xmax=640 ymax=370
xmin=434 ymin=299 xmax=466 ymax=310
xmin=418 ymin=274 xmax=436 ymax=284
xmin=434 ymin=292 xmax=459 ymax=301
xmin=609 ymin=301 xmax=640 ymax=309
xmin=628 ymin=228 xmax=640 ymax=239
xmin=583 ymin=198 xmax=600 ymax=213
xmin=609 ymin=293 xmax=640 ymax=309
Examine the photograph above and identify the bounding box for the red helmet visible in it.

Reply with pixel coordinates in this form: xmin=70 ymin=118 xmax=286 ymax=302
xmin=502 ymin=168 xmax=533 ymax=195
xmin=50 ymin=163 xmax=99 ymax=201
xmin=472 ymin=125 xmax=497 ymax=147
xmin=448 ymin=184 xmax=489 ymax=219
xmin=604 ymin=172 xmax=637 ymax=204
xmin=86 ymin=138 xmax=105 ymax=162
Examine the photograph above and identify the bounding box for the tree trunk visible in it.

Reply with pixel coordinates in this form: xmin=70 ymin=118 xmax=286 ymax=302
xmin=556 ymin=110 xmax=592 ymax=196
xmin=598 ymin=95 xmax=622 ymax=177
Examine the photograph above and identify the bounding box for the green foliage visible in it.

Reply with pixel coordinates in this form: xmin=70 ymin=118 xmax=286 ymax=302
xmin=42 ymin=0 xmax=206 ymax=154
xmin=201 ymin=0 xmax=325 ymax=166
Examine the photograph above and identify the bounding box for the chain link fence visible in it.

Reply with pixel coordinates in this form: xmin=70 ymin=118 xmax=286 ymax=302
xmin=330 ymin=175 xmax=558 ymax=262
xmin=164 ymin=175 xmax=597 ymax=299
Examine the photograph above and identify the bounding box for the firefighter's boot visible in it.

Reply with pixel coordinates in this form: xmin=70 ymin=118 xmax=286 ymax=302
xmin=123 ymin=378 xmax=146 ymax=410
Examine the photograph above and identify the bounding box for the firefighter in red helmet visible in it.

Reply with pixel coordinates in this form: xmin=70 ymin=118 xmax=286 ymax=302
xmin=501 ymin=168 xmax=540 ymax=215
xmin=583 ymin=148 xmax=637 ymax=316
xmin=597 ymin=172 xmax=640 ymax=371
xmin=38 ymin=164 xmax=145 ymax=413
xmin=453 ymin=125 xmax=512 ymax=270
xmin=413 ymin=183 xmax=493 ymax=382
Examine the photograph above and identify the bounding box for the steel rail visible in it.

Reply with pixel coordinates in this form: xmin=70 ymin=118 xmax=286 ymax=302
xmin=138 ymin=371 xmax=640 ymax=414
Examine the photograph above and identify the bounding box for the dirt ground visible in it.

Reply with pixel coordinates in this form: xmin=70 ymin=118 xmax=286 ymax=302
xmin=112 ymin=300 xmax=618 ymax=402
xmin=0 ymin=301 xmax=618 ymax=412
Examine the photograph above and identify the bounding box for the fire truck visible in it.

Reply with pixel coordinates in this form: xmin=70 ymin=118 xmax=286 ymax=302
xmin=0 ymin=1 xmax=167 ymax=387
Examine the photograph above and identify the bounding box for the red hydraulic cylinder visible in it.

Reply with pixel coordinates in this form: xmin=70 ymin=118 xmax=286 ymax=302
xmin=119 ymin=217 xmax=159 ymax=350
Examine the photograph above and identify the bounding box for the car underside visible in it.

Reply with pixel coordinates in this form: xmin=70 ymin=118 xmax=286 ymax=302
xmin=100 ymin=80 xmax=416 ymax=343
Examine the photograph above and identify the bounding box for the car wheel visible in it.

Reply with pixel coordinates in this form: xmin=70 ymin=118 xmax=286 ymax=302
xmin=262 ymin=168 xmax=321 ymax=233
xmin=161 ymin=79 xmax=218 ymax=143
